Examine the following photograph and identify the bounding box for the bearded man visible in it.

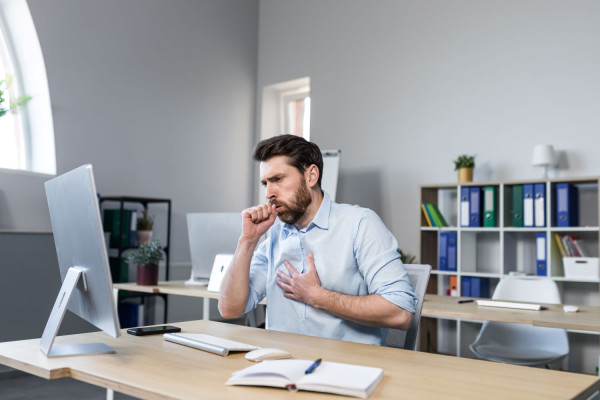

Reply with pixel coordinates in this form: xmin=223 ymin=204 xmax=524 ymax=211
xmin=218 ymin=134 xmax=417 ymax=345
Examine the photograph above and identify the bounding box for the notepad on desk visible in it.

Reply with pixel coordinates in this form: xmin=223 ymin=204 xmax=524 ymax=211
xmin=226 ymin=359 xmax=383 ymax=399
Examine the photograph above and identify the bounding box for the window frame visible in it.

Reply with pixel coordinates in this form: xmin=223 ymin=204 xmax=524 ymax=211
xmin=0 ymin=0 xmax=55 ymax=175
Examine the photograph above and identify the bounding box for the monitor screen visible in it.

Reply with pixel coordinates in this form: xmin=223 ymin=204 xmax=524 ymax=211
xmin=41 ymin=164 xmax=120 ymax=356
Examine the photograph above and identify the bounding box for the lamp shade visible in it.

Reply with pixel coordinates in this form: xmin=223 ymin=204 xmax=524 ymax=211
xmin=531 ymin=145 xmax=557 ymax=166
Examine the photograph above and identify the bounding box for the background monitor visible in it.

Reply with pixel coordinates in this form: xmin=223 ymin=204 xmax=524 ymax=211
xmin=186 ymin=212 xmax=241 ymax=285
xmin=41 ymin=164 xmax=120 ymax=357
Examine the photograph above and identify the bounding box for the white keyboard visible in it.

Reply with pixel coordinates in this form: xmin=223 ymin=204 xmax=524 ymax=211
xmin=476 ymin=299 xmax=545 ymax=311
xmin=163 ymin=333 xmax=258 ymax=356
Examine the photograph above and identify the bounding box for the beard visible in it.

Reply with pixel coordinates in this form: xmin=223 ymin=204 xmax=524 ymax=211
xmin=271 ymin=179 xmax=312 ymax=225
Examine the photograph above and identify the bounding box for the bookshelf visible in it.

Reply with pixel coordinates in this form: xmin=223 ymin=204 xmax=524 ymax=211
xmin=99 ymin=196 xmax=172 ymax=327
xmin=419 ymin=177 xmax=600 ymax=374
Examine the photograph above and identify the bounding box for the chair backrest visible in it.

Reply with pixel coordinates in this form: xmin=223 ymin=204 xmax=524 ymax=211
xmin=492 ymin=276 xmax=561 ymax=304
xmin=471 ymin=277 xmax=569 ymax=365
xmin=384 ymin=264 xmax=431 ymax=350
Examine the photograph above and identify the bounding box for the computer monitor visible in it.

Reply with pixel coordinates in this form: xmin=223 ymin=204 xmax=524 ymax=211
xmin=41 ymin=164 xmax=120 ymax=357
xmin=186 ymin=212 xmax=241 ymax=285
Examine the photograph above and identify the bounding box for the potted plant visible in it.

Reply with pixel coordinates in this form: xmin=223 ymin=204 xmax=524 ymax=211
xmin=454 ymin=154 xmax=475 ymax=183
xmin=136 ymin=208 xmax=154 ymax=245
xmin=126 ymin=240 xmax=164 ymax=285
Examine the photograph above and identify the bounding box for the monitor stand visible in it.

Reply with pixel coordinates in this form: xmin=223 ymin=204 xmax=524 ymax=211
xmin=184 ymin=270 xmax=209 ymax=286
xmin=40 ymin=267 xmax=115 ymax=357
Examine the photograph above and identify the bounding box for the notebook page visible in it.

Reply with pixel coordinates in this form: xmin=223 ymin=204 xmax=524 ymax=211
xmin=299 ymin=361 xmax=383 ymax=396
xmin=228 ymin=359 xmax=311 ymax=387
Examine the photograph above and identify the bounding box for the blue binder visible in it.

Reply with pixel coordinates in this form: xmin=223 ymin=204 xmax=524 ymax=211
xmin=556 ymin=183 xmax=579 ymax=227
xmin=470 ymin=277 xmax=490 ymax=298
xmin=447 ymin=231 xmax=457 ymax=272
xmin=461 ymin=277 xmax=471 ymax=297
xmin=460 ymin=187 xmax=470 ymax=227
xmin=534 ymin=183 xmax=546 ymax=227
xmin=535 ymin=232 xmax=547 ymax=276
xmin=469 ymin=187 xmax=481 ymax=227
xmin=438 ymin=232 xmax=448 ymax=271
xmin=523 ymin=184 xmax=534 ymax=227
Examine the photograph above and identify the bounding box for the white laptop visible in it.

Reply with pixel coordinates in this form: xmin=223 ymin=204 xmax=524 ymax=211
xmin=186 ymin=213 xmax=241 ymax=285
xmin=207 ymin=254 xmax=234 ymax=292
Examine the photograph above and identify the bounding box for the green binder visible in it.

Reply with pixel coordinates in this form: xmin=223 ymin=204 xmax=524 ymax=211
xmin=483 ymin=186 xmax=496 ymax=227
xmin=512 ymin=185 xmax=523 ymax=227
xmin=103 ymin=209 xmax=137 ymax=248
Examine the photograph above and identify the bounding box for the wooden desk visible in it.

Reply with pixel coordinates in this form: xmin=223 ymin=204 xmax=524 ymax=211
xmin=0 ymin=320 xmax=598 ymax=399
xmin=422 ymin=294 xmax=600 ymax=332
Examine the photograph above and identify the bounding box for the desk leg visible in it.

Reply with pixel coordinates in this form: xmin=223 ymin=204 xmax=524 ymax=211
xmin=203 ymin=298 xmax=210 ymax=321
xmin=106 ymin=388 xmax=114 ymax=400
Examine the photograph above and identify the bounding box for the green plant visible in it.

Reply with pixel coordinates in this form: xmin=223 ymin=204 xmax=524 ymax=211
xmin=453 ymin=154 xmax=475 ymax=171
xmin=126 ymin=240 xmax=164 ymax=265
xmin=398 ymin=248 xmax=416 ymax=264
xmin=137 ymin=209 xmax=154 ymax=230
xmin=0 ymin=75 xmax=31 ymax=118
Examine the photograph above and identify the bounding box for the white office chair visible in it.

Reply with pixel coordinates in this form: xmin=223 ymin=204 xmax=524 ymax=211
xmin=384 ymin=264 xmax=431 ymax=350
xmin=469 ymin=277 xmax=569 ymax=366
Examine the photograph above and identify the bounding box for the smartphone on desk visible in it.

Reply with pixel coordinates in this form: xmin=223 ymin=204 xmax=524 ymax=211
xmin=127 ymin=325 xmax=181 ymax=336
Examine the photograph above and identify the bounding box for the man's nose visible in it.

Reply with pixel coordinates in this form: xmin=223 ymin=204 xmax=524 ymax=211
xmin=265 ymin=183 xmax=276 ymax=200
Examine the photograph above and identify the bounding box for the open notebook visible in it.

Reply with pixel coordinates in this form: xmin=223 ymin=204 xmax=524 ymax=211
xmin=226 ymin=359 xmax=383 ymax=399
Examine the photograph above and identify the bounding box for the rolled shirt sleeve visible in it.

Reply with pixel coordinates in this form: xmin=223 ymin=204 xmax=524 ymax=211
xmin=354 ymin=209 xmax=418 ymax=313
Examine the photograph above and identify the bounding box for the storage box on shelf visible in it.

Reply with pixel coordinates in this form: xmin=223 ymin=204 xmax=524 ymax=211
xmin=99 ymin=196 xmax=172 ymax=327
xmin=419 ymin=177 xmax=600 ymax=374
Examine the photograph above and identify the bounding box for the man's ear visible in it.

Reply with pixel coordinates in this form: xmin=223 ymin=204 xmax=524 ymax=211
xmin=305 ymin=164 xmax=320 ymax=188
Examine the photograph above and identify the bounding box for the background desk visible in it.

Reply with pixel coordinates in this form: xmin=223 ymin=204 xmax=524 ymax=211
xmin=115 ymin=282 xmax=600 ymax=332
xmin=114 ymin=281 xmax=266 ymax=322
xmin=422 ymin=294 xmax=600 ymax=332
xmin=1 ymin=320 xmax=599 ymax=399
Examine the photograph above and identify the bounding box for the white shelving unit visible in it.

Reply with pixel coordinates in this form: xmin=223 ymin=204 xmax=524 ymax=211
xmin=419 ymin=177 xmax=600 ymax=374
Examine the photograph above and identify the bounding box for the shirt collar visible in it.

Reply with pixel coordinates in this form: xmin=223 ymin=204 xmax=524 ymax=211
xmin=280 ymin=191 xmax=331 ymax=238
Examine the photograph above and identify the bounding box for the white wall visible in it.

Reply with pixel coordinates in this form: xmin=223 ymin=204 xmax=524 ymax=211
xmin=0 ymin=0 xmax=258 ymax=264
xmin=257 ymin=0 xmax=600 ymax=259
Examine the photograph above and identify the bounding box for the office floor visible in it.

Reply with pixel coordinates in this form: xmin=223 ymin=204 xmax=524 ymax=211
xmin=0 ymin=370 xmax=137 ymax=400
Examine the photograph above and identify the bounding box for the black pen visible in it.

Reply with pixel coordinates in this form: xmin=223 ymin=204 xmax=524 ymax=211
xmin=458 ymin=299 xmax=474 ymax=304
xmin=305 ymin=358 xmax=322 ymax=374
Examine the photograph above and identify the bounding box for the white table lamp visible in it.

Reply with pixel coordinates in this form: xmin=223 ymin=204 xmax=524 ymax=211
xmin=531 ymin=145 xmax=557 ymax=179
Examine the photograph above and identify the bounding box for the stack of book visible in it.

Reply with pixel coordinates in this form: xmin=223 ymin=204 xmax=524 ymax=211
xmin=421 ymin=203 xmax=448 ymax=227
xmin=555 ymin=234 xmax=599 ymax=279
xmin=554 ymin=234 xmax=588 ymax=258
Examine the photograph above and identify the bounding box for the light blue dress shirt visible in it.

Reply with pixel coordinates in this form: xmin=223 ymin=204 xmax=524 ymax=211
xmin=244 ymin=192 xmax=417 ymax=345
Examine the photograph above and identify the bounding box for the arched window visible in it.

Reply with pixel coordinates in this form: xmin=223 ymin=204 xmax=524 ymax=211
xmin=0 ymin=0 xmax=55 ymax=175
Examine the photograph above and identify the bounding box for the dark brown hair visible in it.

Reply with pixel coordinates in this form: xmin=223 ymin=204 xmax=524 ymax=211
xmin=253 ymin=134 xmax=323 ymax=188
